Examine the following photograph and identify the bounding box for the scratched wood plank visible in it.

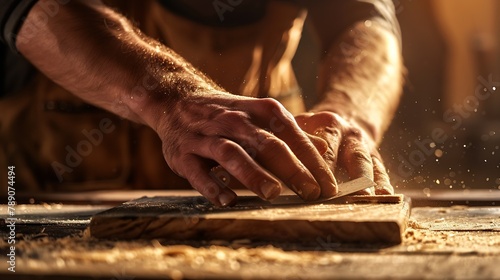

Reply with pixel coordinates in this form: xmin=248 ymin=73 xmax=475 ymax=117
xmin=89 ymin=195 xmax=411 ymax=244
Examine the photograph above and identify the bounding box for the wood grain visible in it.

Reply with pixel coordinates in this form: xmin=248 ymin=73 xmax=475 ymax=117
xmin=89 ymin=195 xmax=411 ymax=244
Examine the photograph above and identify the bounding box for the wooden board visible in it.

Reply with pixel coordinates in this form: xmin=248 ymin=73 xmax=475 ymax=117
xmin=89 ymin=195 xmax=411 ymax=244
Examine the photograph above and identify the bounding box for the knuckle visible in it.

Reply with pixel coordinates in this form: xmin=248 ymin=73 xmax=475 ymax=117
xmin=209 ymin=108 xmax=251 ymax=126
xmin=261 ymin=137 xmax=287 ymax=153
xmin=324 ymin=149 xmax=337 ymax=164
xmin=235 ymin=167 xmax=262 ymax=188
xmin=221 ymin=110 xmax=250 ymax=123
xmin=323 ymin=126 xmax=341 ymax=138
xmin=224 ymin=160 xmax=244 ymax=175
xmin=207 ymin=107 xmax=227 ymax=120
xmin=192 ymin=173 xmax=219 ymax=197
xmin=258 ymin=98 xmax=295 ymax=133
xmin=210 ymin=110 xmax=252 ymax=136
xmin=260 ymin=97 xmax=283 ymax=111
xmin=316 ymin=111 xmax=342 ymax=127
xmin=282 ymin=168 xmax=305 ymax=185
xmin=350 ymin=149 xmax=372 ymax=164
xmin=241 ymin=141 xmax=259 ymax=158
xmin=263 ymin=99 xmax=290 ymax=117
xmin=346 ymin=127 xmax=363 ymax=139
xmin=212 ymin=139 xmax=239 ymax=161
xmin=288 ymin=137 xmax=317 ymax=159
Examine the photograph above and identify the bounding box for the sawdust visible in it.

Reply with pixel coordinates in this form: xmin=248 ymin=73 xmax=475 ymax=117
xmin=407 ymin=218 xmax=429 ymax=229
xmin=2 ymin=205 xmax=500 ymax=278
xmin=16 ymin=235 xmax=343 ymax=266
xmin=402 ymin=228 xmax=500 ymax=254
xmin=1 ymin=230 xmax=345 ymax=278
xmin=2 ymin=226 xmax=500 ymax=279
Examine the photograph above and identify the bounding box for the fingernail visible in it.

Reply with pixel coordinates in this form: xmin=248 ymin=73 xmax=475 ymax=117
xmin=292 ymin=181 xmax=320 ymax=201
xmin=218 ymin=192 xmax=236 ymax=207
xmin=375 ymin=187 xmax=393 ymax=195
xmin=355 ymin=188 xmax=373 ymax=195
xmin=331 ymin=181 xmax=338 ymax=195
xmin=260 ymin=181 xmax=281 ymax=200
xmin=320 ymin=176 xmax=338 ymax=198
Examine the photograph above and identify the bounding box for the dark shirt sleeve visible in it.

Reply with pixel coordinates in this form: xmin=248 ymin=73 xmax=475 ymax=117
xmin=340 ymin=0 xmax=401 ymax=44
xmin=305 ymin=0 xmax=401 ymax=51
xmin=337 ymin=0 xmax=401 ymax=41
xmin=0 ymin=0 xmax=39 ymax=52
xmin=369 ymin=0 xmax=401 ymax=43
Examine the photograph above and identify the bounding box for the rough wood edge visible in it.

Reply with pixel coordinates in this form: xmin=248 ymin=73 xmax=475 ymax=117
xmin=89 ymin=196 xmax=412 ymax=244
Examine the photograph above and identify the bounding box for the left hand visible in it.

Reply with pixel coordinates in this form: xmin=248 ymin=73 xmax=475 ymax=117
xmin=295 ymin=111 xmax=393 ymax=195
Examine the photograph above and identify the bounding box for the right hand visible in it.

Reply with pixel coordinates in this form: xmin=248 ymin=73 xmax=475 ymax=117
xmin=151 ymin=91 xmax=337 ymax=206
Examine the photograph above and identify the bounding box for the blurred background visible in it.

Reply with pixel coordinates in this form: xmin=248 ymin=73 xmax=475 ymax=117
xmin=294 ymin=0 xmax=500 ymax=191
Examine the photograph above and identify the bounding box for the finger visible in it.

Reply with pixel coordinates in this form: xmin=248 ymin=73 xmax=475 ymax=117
xmin=210 ymin=104 xmax=329 ymax=200
xmin=250 ymin=100 xmax=337 ymax=199
xmin=305 ymin=132 xmax=328 ymax=155
xmin=246 ymin=130 xmax=323 ymax=200
xmin=297 ymin=115 xmax=340 ymax=189
xmin=339 ymin=132 xmax=374 ymax=195
xmin=180 ymin=155 xmax=237 ymax=207
xmin=198 ymin=137 xmax=283 ymax=200
xmin=199 ymin=107 xmax=313 ymax=199
xmin=314 ymin=127 xmax=341 ymax=170
xmin=309 ymin=127 xmax=341 ymax=197
xmin=297 ymin=113 xmax=342 ymax=197
xmin=294 ymin=113 xmax=314 ymax=130
xmin=372 ymin=155 xmax=394 ymax=194
xmin=295 ymin=113 xmax=341 ymax=170
xmin=209 ymin=165 xmax=245 ymax=189
xmin=353 ymin=186 xmax=374 ymax=195
xmin=277 ymin=130 xmax=337 ymax=199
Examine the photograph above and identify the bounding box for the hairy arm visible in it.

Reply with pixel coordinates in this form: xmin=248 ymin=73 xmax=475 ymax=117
xmin=295 ymin=0 xmax=403 ymax=194
xmin=312 ymin=21 xmax=402 ymax=143
xmin=16 ymin=0 xmax=337 ymax=205
xmin=16 ymin=0 xmax=217 ymax=125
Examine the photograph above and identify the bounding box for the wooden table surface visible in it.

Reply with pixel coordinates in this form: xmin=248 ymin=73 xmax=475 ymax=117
xmin=1 ymin=190 xmax=499 ymax=279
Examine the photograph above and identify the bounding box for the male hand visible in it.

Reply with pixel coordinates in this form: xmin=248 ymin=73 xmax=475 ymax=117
xmin=152 ymin=91 xmax=337 ymax=206
xmin=295 ymin=111 xmax=393 ymax=195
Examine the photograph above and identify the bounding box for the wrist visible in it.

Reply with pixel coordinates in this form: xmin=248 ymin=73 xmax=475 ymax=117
xmin=126 ymin=82 xmax=227 ymax=133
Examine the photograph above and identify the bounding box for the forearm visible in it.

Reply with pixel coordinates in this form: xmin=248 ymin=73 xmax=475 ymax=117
xmin=16 ymin=0 xmax=220 ymax=129
xmin=15 ymin=0 xmax=339 ymax=202
xmin=311 ymin=21 xmax=403 ymax=143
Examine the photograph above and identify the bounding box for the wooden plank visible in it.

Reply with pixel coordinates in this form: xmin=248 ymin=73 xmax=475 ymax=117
xmin=89 ymin=195 xmax=411 ymax=244
xmin=0 ymin=204 xmax=111 ymax=238
xmin=5 ymin=189 xmax=497 ymax=206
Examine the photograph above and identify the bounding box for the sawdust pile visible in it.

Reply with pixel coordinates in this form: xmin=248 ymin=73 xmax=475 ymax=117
xmin=0 ymin=231 xmax=345 ymax=279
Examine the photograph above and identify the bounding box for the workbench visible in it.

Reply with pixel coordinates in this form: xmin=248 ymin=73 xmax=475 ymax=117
xmin=1 ymin=189 xmax=499 ymax=279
